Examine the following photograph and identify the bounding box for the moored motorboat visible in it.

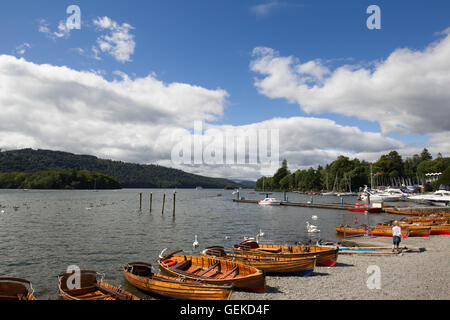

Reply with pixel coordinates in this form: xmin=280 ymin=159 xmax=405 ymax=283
xmin=123 ymin=262 xmax=232 ymax=300
xmin=0 ymin=278 xmax=35 ymax=300
xmin=157 ymin=251 xmax=265 ymax=292
xmin=232 ymin=240 xmax=338 ymax=267
xmin=258 ymin=197 xmax=281 ymax=205
xmin=348 ymin=203 xmax=382 ymax=213
xmin=58 ymin=270 xmax=139 ymax=300
xmin=201 ymin=246 xmax=316 ymax=276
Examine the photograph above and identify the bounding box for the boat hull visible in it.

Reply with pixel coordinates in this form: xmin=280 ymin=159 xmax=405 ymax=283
xmin=0 ymin=278 xmax=35 ymax=300
xmin=200 ymin=249 xmax=316 ymax=275
xmin=58 ymin=270 xmax=139 ymax=300
xmin=123 ymin=262 xmax=232 ymax=300
xmin=232 ymin=242 xmax=338 ymax=267
xmin=157 ymin=254 xmax=265 ymax=292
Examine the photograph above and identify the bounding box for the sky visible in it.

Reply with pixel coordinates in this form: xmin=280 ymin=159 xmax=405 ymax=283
xmin=0 ymin=0 xmax=449 ymax=180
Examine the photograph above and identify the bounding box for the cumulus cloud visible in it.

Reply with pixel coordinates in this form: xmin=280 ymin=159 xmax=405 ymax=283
xmin=0 ymin=55 xmax=444 ymax=180
xmin=93 ymin=16 xmax=136 ymax=63
xmin=250 ymin=30 xmax=450 ymax=135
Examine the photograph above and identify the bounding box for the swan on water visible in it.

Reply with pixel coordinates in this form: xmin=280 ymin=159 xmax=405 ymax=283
xmin=193 ymin=235 xmax=199 ymax=248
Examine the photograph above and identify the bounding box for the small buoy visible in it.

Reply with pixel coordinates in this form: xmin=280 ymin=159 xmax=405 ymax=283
xmin=224 ymin=236 xmax=230 ymax=240
xmin=312 ymin=215 xmax=318 ymax=220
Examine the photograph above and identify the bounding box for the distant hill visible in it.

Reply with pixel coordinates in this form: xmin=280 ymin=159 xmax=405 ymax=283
xmin=232 ymin=179 xmax=256 ymax=188
xmin=0 ymin=149 xmax=246 ymax=189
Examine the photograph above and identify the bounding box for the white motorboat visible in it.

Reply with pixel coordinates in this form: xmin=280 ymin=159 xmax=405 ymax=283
xmin=321 ymin=191 xmax=336 ymax=196
xmin=359 ymin=186 xmax=401 ymax=202
xmin=408 ymin=190 xmax=450 ymax=206
xmin=258 ymin=197 xmax=281 ymax=205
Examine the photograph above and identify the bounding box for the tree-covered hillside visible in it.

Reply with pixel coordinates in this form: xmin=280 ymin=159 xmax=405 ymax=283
xmin=0 ymin=170 xmax=121 ymax=190
xmin=0 ymin=149 xmax=245 ymax=189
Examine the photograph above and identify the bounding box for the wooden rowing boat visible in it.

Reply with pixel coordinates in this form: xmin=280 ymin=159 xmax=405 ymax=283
xmin=385 ymin=209 xmax=450 ymax=217
xmin=201 ymin=246 xmax=316 ymax=276
xmin=335 ymin=226 xmax=369 ymax=236
xmin=396 ymin=222 xmax=450 ymax=235
xmin=123 ymin=262 xmax=232 ymax=300
xmin=231 ymin=240 xmax=339 ymax=267
xmin=371 ymin=225 xmax=431 ymax=237
xmin=0 ymin=278 xmax=35 ymax=300
xmin=58 ymin=270 xmax=139 ymax=300
xmin=156 ymin=251 xmax=265 ymax=292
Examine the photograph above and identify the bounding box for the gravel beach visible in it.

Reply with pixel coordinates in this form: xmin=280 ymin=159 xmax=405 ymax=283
xmin=231 ymin=235 xmax=450 ymax=300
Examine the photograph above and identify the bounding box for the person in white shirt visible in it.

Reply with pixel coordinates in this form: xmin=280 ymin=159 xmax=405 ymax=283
xmin=392 ymin=221 xmax=402 ymax=252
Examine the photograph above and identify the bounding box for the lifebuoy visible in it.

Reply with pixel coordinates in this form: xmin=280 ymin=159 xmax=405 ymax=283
xmin=162 ymin=259 xmax=177 ymax=267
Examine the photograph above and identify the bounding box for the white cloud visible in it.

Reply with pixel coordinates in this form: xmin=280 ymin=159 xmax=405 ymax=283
xmin=250 ymin=30 xmax=450 ymax=135
xmin=250 ymin=2 xmax=281 ymax=17
xmin=93 ymin=16 xmax=136 ymax=63
xmin=14 ymin=43 xmax=31 ymax=56
xmin=38 ymin=19 xmax=72 ymax=39
xmin=0 ymin=55 xmax=445 ymax=180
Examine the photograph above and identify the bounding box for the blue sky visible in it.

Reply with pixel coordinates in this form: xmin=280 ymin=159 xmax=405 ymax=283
xmin=1 ymin=0 xmax=449 ymax=179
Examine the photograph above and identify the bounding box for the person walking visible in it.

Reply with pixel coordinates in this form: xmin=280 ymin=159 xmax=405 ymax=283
xmin=392 ymin=221 xmax=402 ymax=252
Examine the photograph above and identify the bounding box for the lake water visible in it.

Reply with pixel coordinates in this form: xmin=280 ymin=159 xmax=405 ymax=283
xmin=0 ymin=188 xmax=408 ymax=299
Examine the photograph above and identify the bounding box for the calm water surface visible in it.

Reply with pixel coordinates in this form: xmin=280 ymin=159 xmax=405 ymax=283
xmin=0 ymin=188 xmax=408 ymax=299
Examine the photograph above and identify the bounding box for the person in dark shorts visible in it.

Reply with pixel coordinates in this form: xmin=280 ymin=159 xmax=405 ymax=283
xmin=392 ymin=221 xmax=402 ymax=252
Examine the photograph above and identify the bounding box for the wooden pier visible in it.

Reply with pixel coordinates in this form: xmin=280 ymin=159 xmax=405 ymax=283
xmin=232 ymin=199 xmax=354 ymax=210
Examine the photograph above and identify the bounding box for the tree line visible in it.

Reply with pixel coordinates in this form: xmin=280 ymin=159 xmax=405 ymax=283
xmin=0 ymin=169 xmax=121 ymax=190
xmin=256 ymin=149 xmax=450 ymax=192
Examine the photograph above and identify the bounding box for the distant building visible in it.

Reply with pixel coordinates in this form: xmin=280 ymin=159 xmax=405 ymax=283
xmin=425 ymin=172 xmax=441 ymax=183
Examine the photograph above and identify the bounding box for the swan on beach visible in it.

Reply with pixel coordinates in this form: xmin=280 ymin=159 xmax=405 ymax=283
xmin=306 ymin=221 xmax=320 ymax=233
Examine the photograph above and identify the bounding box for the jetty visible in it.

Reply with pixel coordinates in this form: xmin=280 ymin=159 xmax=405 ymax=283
xmin=232 ymin=199 xmax=354 ymax=210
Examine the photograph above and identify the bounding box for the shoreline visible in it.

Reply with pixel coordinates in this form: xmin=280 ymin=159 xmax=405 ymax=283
xmin=231 ymin=235 xmax=450 ymax=300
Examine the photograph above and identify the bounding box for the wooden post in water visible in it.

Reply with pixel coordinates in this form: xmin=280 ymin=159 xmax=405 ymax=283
xmin=283 ymin=191 xmax=286 ymax=202
xmin=149 ymin=193 xmax=153 ymax=213
xmin=173 ymin=192 xmax=176 ymax=217
xmin=162 ymin=194 xmax=166 ymax=215
xmin=139 ymin=193 xmax=142 ymax=211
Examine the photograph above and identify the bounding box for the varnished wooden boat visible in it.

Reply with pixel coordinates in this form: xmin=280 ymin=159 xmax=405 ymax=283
xmin=58 ymin=270 xmax=139 ymax=300
xmin=0 ymin=278 xmax=35 ymax=300
xmin=124 ymin=262 xmax=232 ymax=300
xmin=201 ymin=246 xmax=316 ymax=276
xmin=157 ymin=250 xmax=265 ymax=292
xmin=385 ymin=209 xmax=450 ymax=217
xmin=232 ymin=240 xmax=338 ymax=267
xmin=335 ymin=226 xmax=370 ymax=236
xmin=395 ymin=222 xmax=450 ymax=235
xmin=371 ymin=225 xmax=431 ymax=237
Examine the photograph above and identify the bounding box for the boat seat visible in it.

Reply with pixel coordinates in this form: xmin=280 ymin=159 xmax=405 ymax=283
xmin=64 ymin=285 xmax=97 ymax=296
xmin=172 ymin=259 xmax=192 ymax=271
xmin=218 ymin=266 xmax=239 ymax=279
xmin=197 ymin=262 xmax=220 ymax=276
xmin=257 ymin=248 xmax=282 ymax=253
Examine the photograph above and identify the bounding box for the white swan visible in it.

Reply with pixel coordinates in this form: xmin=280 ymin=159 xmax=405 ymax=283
xmin=193 ymin=235 xmax=199 ymax=249
xmin=306 ymin=221 xmax=320 ymax=233
xmin=257 ymin=229 xmax=265 ymax=237
xmin=158 ymin=248 xmax=168 ymax=259
xmin=311 ymin=215 xmax=318 ymax=220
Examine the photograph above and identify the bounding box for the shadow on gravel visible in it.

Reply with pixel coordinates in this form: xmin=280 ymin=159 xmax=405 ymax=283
xmin=333 ymin=262 xmax=354 ymax=267
xmin=311 ymin=272 xmax=329 ymax=277
xmin=264 ymin=285 xmax=283 ymax=293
